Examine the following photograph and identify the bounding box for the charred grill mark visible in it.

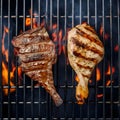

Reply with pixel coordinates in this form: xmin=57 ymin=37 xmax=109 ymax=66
xmin=72 ymin=38 xmax=104 ymax=57
xmin=84 ymin=26 xmax=96 ymax=34
xmin=75 ymin=27 xmax=103 ymax=48
xmin=82 ymin=73 xmax=91 ymax=79
xmin=30 ymin=27 xmax=43 ymax=34
xmin=19 ymin=52 xmax=52 ymax=63
xmin=19 ymin=43 xmax=53 ymax=54
xmin=21 ymin=64 xmax=48 ymax=72
xmin=73 ymin=51 xmax=97 ymax=63
xmin=76 ymin=63 xmax=93 ymax=70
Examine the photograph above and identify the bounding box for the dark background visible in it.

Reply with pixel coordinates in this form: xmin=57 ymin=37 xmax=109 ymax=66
xmin=0 ymin=0 xmax=120 ymax=119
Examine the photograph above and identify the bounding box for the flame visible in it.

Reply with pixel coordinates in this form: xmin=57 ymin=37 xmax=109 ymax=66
xmin=1 ymin=26 xmax=22 ymax=95
xmin=89 ymin=80 xmax=92 ymax=84
xmin=114 ymin=45 xmax=119 ymax=52
xmin=4 ymin=26 xmax=9 ymax=33
xmin=106 ymin=80 xmax=114 ymax=86
xmin=40 ymin=20 xmax=45 ymax=27
xmin=97 ymin=94 xmax=103 ymax=98
xmin=104 ymin=33 xmax=109 ymax=40
xmin=99 ymin=24 xmax=109 ymax=40
xmin=2 ymin=26 xmax=9 ymax=62
xmin=52 ymin=24 xmax=57 ymax=29
xmin=52 ymin=32 xmax=57 ymax=42
xmin=2 ymin=62 xmax=16 ymax=95
xmin=26 ymin=18 xmax=31 ymax=26
xmin=96 ymin=68 xmax=101 ymax=81
xmin=100 ymin=24 xmax=103 ymax=36
xmin=58 ymin=30 xmax=63 ymax=55
xmin=106 ymin=65 xmax=115 ymax=75
xmin=75 ymin=75 xmax=79 ymax=82
xmin=25 ymin=18 xmax=37 ymax=28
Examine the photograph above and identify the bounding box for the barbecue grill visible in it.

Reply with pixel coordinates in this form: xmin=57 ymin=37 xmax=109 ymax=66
xmin=0 ymin=0 xmax=120 ymax=119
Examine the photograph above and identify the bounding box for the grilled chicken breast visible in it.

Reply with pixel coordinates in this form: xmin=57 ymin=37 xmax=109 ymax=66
xmin=67 ymin=23 xmax=104 ymax=104
xmin=12 ymin=27 xmax=63 ymax=106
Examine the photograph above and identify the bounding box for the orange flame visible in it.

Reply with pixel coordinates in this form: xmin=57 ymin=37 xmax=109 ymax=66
xmin=26 ymin=18 xmax=31 ymax=26
xmin=96 ymin=68 xmax=101 ymax=81
xmin=1 ymin=26 xmax=22 ymax=95
xmin=75 ymin=75 xmax=79 ymax=82
xmin=2 ymin=62 xmax=16 ymax=95
xmin=99 ymin=24 xmax=109 ymax=40
xmin=52 ymin=24 xmax=57 ymax=29
xmin=106 ymin=80 xmax=114 ymax=86
xmin=25 ymin=18 xmax=37 ymax=28
xmin=106 ymin=65 xmax=115 ymax=75
xmin=2 ymin=26 xmax=9 ymax=62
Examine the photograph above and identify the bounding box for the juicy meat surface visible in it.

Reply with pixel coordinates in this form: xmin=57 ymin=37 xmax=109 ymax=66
xmin=12 ymin=27 xmax=63 ymax=106
xmin=67 ymin=23 xmax=104 ymax=104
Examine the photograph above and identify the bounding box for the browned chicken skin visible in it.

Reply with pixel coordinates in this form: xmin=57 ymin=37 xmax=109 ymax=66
xmin=12 ymin=27 xmax=63 ymax=106
xmin=67 ymin=23 xmax=104 ymax=104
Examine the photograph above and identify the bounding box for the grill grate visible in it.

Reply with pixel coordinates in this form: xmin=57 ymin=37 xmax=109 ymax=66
xmin=0 ymin=0 xmax=120 ymax=119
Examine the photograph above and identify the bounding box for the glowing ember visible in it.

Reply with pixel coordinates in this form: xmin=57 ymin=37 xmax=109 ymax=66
xmin=97 ymin=94 xmax=103 ymax=98
xmin=106 ymin=64 xmax=115 ymax=75
xmin=40 ymin=20 xmax=45 ymax=27
xmin=96 ymin=68 xmax=101 ymax=81
xmin=114 ymin=45 xmax=119 ymax=52
xmin=100 ymin=24 xmax=103 ymax=36
xmin=99 ymin=24 xmax=109 ymax=40
xmin=52 ymin=24 xmax=57 ymax=29
xmin=104 ymin=33 xmax=109 ymax=40
xmin=25 ymin=18 xmax=37 ymax=28
xmin=89 ymin=80 xmax=92 ymax=84
xmin=26 ymin=18 xmax=31 ymax=26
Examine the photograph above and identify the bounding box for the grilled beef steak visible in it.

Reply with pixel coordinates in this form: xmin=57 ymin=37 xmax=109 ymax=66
xmin=67 ymin=23 xmax=104 ymax=104
xmin=12 ymin=27 xmax=63 ymax=106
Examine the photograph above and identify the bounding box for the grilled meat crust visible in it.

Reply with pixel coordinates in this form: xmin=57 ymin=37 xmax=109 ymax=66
xmin=12 ymin=26 xmax=63 ymax=106
xmin=67 ymin=23 xmax=104 ymax=104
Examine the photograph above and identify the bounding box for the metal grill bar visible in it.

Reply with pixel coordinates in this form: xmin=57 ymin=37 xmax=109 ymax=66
xmin=0 ymin=0 xmax=3 ymax=118
xmin=64 ymin=0 xmax=67 ymax=118
xmin=1 ymin=15 xmax=119 ymax=18
xmin=87 ymin=0 xmax=90 ymax=119
xmin=102 ymin=0 xmax=105 ymax=119
xmin=72 ymin=0 xmax=75 ymax=119
xmin=15 ymin=0 xmax=18 ymax=119
xmin=95 ymin=0 xmax=98 ymax=119
xmin=118 ymin=0 xmax=120 ymax=118
xmin=110 ymin=0 xmax=113 ymax=118
xmin=79 ymin=0 xmax=82 ymax=118
xmin=8 ymin=0 xmax=11 ymax=118
xmin=38 ymin=0 xmax=41 ymax=118
xmin=45 ymin=0 xmax=50 ymax=119
xmin=30 ymin=0 xmax=34 ymax=119
xmin=23 ymin=0 xmax=26 ymax=119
